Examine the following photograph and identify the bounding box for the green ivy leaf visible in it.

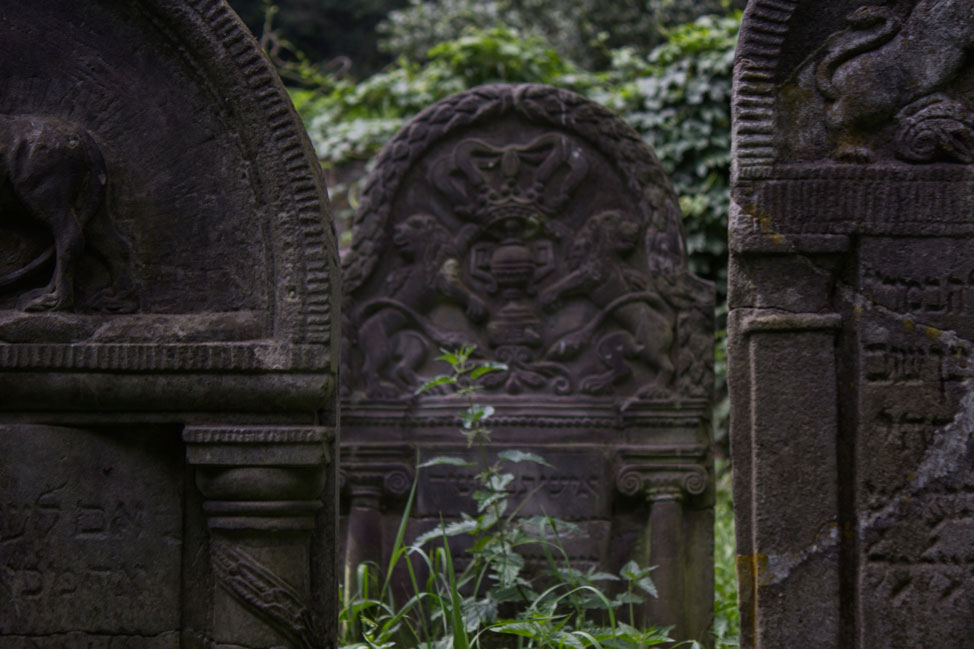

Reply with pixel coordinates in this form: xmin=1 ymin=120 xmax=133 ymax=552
xmin=415 ymin=374 xmax=457 ymax=394
xmin=497 ymin=450 xmax=554 ymax=467
xmin=418 ymin=456 xmax=474 ymax=468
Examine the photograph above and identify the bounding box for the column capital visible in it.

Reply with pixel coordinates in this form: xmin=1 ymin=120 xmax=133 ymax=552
xmin=339 ymin=444 xmax=415 ymax=498
xmin=614 ymin=446 xmax=709 ymax=502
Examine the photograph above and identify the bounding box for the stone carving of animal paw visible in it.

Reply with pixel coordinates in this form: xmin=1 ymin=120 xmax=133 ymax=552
xmin=18 ymin=288 xmax=70 ymax=312
xmin=92 ymin=287 xmax=139 ymax=313
xmin=547 ymin=332 xmax=587 ymax=359
xmin=539 ymin=288 xmax=561 ymax=311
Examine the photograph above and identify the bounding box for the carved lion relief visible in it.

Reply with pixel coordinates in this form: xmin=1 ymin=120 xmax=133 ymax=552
xmin=784 ymin=0 xmax=974 ymax=163
xmin=354 ymin=212 xmax=486 ymax=399
xmin=0 ymin=114 xmax=136 ymax=312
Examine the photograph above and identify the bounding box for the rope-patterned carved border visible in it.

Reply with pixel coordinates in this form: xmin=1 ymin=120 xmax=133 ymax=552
xmin=212 ymin=543 xmax=323 ymax=649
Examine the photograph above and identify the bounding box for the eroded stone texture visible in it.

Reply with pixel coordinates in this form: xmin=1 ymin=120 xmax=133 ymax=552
xmin=340 ymin=84 xmax=715 ymax=641
xmin=731 ymin=2 xmax=974 ymax=647
xmin=0 ymin=2 xmax=339 ymax=648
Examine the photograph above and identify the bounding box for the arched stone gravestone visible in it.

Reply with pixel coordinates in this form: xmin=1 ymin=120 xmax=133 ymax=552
xmin=340 ymin=83 xmax=714 ymax=640
xmin=0 ymin=2 xmax=339 ymax=648
xmin=731 ymin=1 xmax=974 ymax=647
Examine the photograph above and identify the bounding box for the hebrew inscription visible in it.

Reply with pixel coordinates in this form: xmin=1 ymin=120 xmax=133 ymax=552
xmin=416 ymin=449 xmax=609 ymax=520
xmin=0 ymin=426 xmax=183 ymax=636
xmin=852 ymin=238 xmax=974 ymax=648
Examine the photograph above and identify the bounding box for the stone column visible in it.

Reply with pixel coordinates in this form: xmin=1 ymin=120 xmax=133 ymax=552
xmin=184 ymin=426 xmax=333 ymax=649
xmin=343 ymin=481 xmax=384 ymax=578
xmin=339 ymin=449 xmax=414 ymax=582
xmin=732 ymin=311 xmax=843 ymax=649
xmin=646 ymin=485 xmax=685 ymax=633
xmin=616 ymin=447 xmax=709 ymax=637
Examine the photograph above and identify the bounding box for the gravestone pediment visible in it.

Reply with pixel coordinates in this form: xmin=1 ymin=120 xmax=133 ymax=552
xmin=0 ymin=0 xmax=338 ymax=413
xmin=342 ymin=84 xmax=712 ymax=405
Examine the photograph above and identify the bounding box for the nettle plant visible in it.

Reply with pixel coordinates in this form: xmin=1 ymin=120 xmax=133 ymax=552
xmin=340 ymin=347 xmax=691 ymax=649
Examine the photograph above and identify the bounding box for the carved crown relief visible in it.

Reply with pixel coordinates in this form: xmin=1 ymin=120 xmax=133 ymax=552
xmin=782 ymin=0 xmax=974 ymax=163
xmin=0 ymin=114 xmax=136 ymax=313
xmin=342 ymin=85 xmax=713 ymax=404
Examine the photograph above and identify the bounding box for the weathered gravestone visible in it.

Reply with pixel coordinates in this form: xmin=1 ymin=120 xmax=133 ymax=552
xmin=340 ymin=83 xmax=715 ymax=640
xmin=0 ymin=2 xmax=339 ymax=648
xmin=730 ymin=1 xmax=974 ymax=647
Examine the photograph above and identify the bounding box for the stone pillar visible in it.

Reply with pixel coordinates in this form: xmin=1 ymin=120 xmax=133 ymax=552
xmin=616 ymin=448 xmax=709 ymax=638
xmin=344 ymin=482 xmax=384 ymax=576
xmin=185 ymin=427 xmax=333 ymax=649
xmin=339 ymin=448 xmax=414 ymax=579
xmin=730 ymin=309 xmax=843 ymax=649
xmin=647 ymin=486 xmax=685 ymax=633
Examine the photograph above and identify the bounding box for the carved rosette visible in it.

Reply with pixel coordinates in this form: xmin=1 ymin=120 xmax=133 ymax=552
xmin=340 ymin=449 xmax=414 ymax=501
xmin=184 ymin=426 xmax=332 ymax=649
xmin=895 ymin=94 xmax=974 ymax=164
xmin=342 ymin=464 xmax=414 ymax=498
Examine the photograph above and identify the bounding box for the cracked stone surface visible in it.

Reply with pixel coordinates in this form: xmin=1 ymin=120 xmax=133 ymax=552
xmin=731 ymin=1 xmax=974 ymax=647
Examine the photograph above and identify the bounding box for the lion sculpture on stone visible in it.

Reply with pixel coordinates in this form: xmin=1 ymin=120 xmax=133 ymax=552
xmin=352 ymin=212 xmax=487 ymax=398
xmin=815 ymin=0 xmax=974 ymax=162
xmin=0 ymin=114 xmax=135 ymax=312
xmin=541 ymin=210 xmax=675 ymax=395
